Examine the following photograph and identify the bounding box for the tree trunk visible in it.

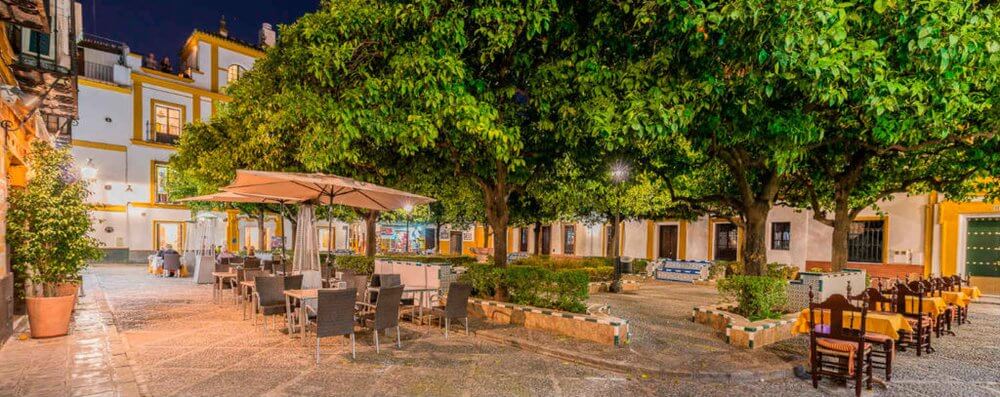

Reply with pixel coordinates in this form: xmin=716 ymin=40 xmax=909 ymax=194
xmin=364 ymin=210 xmax=379 ymax=257
xmin=829 ymin=196 xmax=853 ymax=272
xmin=484 ymin=224 xmax=492 ymax=248
xmin=742 ymin=204 xmax=769 ymax=276
xmin=435 ymin=220 xmax=443 ymax=254
xmin=257 ymin=210 xmax=266 ymax=252
xmin=607 ymin=216 xmax=619 ymax=258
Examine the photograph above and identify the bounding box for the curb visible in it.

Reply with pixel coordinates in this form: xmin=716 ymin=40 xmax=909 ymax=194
xmin=474 ymin=329 xmax=794 ymax=383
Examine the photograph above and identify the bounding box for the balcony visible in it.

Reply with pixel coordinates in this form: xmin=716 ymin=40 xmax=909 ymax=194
xmin=82 ymin=61 xmax=114 ymax=84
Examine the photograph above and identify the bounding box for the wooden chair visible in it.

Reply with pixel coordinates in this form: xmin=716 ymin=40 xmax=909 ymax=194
xmin=847 ymin=285 xmax=895 ymax=381
xmin=911 ymin=280 xmax=950 ymax=337
xmin=896 ymin=282 xmax=933 ymax=355
xmin=947 ymin=275 xmax=969 ymax=324
xmin=931 ymin=277 xmax=959 ymax=333
xmin=306 ymin=289 xmax=358 ymax=362
xmin=807 ymin=288 xmax=873 ymax=396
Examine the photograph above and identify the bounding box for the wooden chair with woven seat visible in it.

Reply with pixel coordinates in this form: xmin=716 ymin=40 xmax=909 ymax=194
xmin=807 ymin=287 xmax=873 ymax=397
xmin=896 ymin=281 xmax=933 ymax=356
xmin=847 ymin=284 xmax=896 ymax=382
xmin=910 ymin=279 xmax=950 ymax=338
xmin=947 ymin=275 xmax=968 ymax=325
xmin=931 ymin=277 xmax=960 ymax=333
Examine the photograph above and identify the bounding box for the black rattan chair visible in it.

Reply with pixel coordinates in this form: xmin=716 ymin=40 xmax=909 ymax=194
xmin=427 ymin=283 xmax=472 ymax=338
xmin=307 ymin=289 xmax=358 ymax=362
xmin=284 ymin=274 xmax=304 ymax=290
xmin=357 ymin=284 xmax=404 ymax=353
xmin=253 ymin=276 xmax=287 ymax=331
xmin=162 ymin=253 xmax=181 ymax=277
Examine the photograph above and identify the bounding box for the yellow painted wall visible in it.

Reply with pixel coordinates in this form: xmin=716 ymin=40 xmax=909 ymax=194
xmin=938 ymin=200 xmax=1000 ymax=277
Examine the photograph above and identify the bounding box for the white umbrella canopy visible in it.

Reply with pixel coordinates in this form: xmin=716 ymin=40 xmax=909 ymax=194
xmin=222 ymin=170 xmax=435 ymax=210
xmin=177 ymin=190 xmax=305 ymax=204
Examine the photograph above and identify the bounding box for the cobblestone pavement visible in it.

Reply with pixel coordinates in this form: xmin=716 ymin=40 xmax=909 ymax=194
xmin=3 ymin=266 xmax=999 ymax=396
xmin=0 ymin=271 xmax=142 ymax=397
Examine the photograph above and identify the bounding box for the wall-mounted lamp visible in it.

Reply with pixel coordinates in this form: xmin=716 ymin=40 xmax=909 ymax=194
xmin=81 ymin=158 xmax=98 ymax=180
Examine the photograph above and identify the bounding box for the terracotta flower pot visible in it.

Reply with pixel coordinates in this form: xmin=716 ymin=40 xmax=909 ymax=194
xmin=26 ymin=294 xmax=76 ymax=338
xmin=56 ymin=282 xmax=80 ymax=310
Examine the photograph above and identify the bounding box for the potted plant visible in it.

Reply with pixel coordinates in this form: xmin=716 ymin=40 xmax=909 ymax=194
xmin=8 ymin=141 xmax=102 ymax=338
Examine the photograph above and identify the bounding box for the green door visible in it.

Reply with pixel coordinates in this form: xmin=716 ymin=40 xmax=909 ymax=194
xmin=966 ymin=217 xmax=1000 ymax=277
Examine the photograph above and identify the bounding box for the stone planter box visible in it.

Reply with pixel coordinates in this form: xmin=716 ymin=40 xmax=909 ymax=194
xmin=468 ymin=298 xmax=630 ymax=346
xmin=587 ymin=280 xmax=640 ymax=294
xmin=691 ymin=304 xmax=799 ymax=349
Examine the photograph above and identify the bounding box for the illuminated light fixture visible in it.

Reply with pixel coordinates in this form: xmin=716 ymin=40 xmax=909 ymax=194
xmin=81 ymin=158 xmax=98 ymax=180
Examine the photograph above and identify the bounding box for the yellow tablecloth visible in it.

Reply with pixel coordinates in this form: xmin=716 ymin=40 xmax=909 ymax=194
xmin=792 ymin=309 xmax=914 ymax=340
xmin=962 ymin=286 xmax=982 ymax=300
xmin=940 ymin=291 xmax=969 ymax=308
xmin=876 ymin=296 xmax=948 ymax=317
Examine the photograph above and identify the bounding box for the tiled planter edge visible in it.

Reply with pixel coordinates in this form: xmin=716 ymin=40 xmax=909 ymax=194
xmin=691 ymin=304 xmax=799 ymax=349
xmin=468 ymin=298 xmax=630 ymax=347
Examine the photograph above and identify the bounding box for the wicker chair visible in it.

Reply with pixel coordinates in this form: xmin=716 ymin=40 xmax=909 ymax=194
xmin=306 ymin=289 xmax=358 ymax=362
xmin=284 ymin=274 xmax=304 ymax=290
xmin=426 ymin=283 xmax=472 ymax=338
xmin=253 ymin=276 xmax=287 ymax=331
xmin=162 ymin=254 xmax=181 ymax=277
xmin=244 ymin=257 xmax=261 ymax=269
xmin=807 ymin=288 xmax=873 ymax=397
xmin=357 ymin=284 xmax=404 ymax=353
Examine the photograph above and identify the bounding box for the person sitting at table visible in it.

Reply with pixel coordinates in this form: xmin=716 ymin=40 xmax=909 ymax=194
xmin=217 ymin=248 xmax=235 ymax=262
xmin=247 ymin=246 xmax=256 ymax=257
xmin=158 ymin=244 xmax=179 ymax=258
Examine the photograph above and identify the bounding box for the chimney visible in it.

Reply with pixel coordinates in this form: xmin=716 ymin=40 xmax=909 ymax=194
xmin=258 ymin=23 xmax=276 ymax=48
xmin=218 ymin=15 xmax=229 ymax=37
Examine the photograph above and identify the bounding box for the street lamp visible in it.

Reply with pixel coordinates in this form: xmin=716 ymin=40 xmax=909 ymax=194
xmin=608 ymin=160 xmax=630 ymax=293
xmin=403 ymin=204 xmax=414 ymax=253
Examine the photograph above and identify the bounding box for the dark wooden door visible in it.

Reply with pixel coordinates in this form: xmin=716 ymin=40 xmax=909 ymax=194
xmin=714 ymin=223 xmax=738 ymax=261
xmin=449 ymin=231 xmax=463 ymax=255
xmin=658 ymin=225 xmax=679 ymax=259
xmin=540 ymin=226 xmax=551 ymax=254
xmin=424 ymin=228 xmax=436 ymax=250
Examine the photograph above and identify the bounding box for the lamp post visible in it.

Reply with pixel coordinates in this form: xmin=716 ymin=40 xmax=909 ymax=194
xmin=403 ymin=204 xmax=413 ymax=253
xmin=608 ymin=160 xmax=630 ymax=293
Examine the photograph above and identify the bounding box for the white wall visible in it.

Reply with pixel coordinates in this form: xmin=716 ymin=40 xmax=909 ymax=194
xmin=75 ymin=86 xmax=132 ymax=145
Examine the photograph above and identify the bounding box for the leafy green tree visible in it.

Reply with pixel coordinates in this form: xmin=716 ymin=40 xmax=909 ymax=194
xmin=225 ymin=0 xmax=612 ymax=267
xmin=8 ymin=142 xmax=102 ymax=297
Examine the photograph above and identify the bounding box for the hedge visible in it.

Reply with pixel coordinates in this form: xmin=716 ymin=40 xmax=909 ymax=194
xmin=333 ymin=255 xmax=375 ymax=275
xmin=510 ymin=255 xmax=614 ymax=282
xmin=717 ymin=275 xmax=788 ymax=321
xmin=462 ymin=264 xmax=589 ymax=313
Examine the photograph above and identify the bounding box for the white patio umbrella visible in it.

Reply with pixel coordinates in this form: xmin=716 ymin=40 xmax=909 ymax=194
xmin=293 ymin=204 xmax=323 ymax=288
xmin=222 ymin=170 xmax=435 ymax=262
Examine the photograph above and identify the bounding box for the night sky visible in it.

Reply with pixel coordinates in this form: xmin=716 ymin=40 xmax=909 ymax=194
xmin=80 ymin=0 xmax=320 ymax=59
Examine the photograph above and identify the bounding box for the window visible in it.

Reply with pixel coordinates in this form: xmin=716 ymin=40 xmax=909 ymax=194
xmin=848 ymin=220 xmax=884 ymax=263
xmin=227 ymin=64 xmax=246 ymax=84
xmin=154 ymin=221 xmax=184 ymax=250
xmin=153 ymin=163 xmax=170 ymax=203
xmin=28 ymin=30 xmax=51 ymax=55
xmin=563 ymin=225 xmax=576 ymax=255
xmin=152 ymin=101 xmax=183 ymax=143
xmin=318 ymin=227 xmax=334 ymax=251
xmin=771 ymin=222 xmax=791 ymax=250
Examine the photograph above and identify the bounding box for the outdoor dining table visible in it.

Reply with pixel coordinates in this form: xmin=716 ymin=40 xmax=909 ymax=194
xmin=962 ymin=286 xmax=982 ymax=300
xmin=940 ymin=291 xmax=970 ymax=308
xmin=792 ymin=309 xmax=914 ymax=340
xmin=876 ymin=296 xmax=948 ymax=318
xmin=212 ymin=271 xmax=237 ymax=304
xmin=367 ymin=286 xmax=440 ymax=324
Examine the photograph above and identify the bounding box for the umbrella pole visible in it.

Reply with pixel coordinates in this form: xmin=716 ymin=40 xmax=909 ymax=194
xmin=279 ymin=201 xmax=287 ymax=261
xmin=327 ymin=193 xmax=334 ymax=269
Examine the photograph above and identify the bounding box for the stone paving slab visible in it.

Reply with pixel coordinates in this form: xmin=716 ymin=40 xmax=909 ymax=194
xmin=4 ymin=265 xmax=1000 ymax=396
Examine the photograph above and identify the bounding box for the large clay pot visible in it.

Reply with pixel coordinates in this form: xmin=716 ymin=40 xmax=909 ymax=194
xmin=26 ymin=294 xmax=76 ymax=338
xmin=55 ymin=282 xmax=80 ymax=310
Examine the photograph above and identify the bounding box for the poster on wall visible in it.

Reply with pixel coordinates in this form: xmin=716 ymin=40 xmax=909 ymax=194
xmin=270 ymin=236 xmax=285 ymax=250
xmin=438 ymin=225 xmax=450 ymax=240
xmin=463 ymin=228 xmax=474 ymax=241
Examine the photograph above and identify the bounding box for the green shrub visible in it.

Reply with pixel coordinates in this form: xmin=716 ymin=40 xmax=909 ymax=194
xmin=510 ymin=255 xmax=613 ymax=282
xmin=335 ymin=255 xmax=375 ymax=274
xmin=765 ymin=263 xmax=799 ymax=280
xmin=717 ymin=260 xmax=744 ymax=276
xmin=460 ymin=264 xmax=590 ymax=313
xmin=631 ymin=259 xmax=649 ymax=274
xmin=579 ymin=266 xmax=615 ymax=282
xmin=707 ymin=261 xmax=728 ymax=280
xmin=717 ymin=276 xmax=788 ymax=322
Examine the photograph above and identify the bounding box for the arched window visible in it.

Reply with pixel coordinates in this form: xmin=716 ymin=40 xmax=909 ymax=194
xmin=226 ymin=64 xmax=246 ymax=84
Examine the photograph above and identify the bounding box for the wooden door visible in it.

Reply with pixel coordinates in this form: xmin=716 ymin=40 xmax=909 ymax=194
xmin=449 ymin=231 xmax=463 ymax=255
xmin=658 ymin=225 xmax=679 ymax=259
xmin=540 ymin=226 xmax=551 ymax=254
xmin=714 ymin=223 xmax=738 ymax=261
xmin=563 ymin=225 xmax=576 ymax=255
xmin=519 ymin=228 xmax=529 ymax=252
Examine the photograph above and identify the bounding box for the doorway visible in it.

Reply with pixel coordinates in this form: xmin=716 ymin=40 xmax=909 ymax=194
xmin=714 ymin=223 xmax=738 ymax=261
xmin=563 ymin=225 xmax=576 ymax=255
xmin=449 ymin=231 xmax=463 ymax=255
xmin=658 ymin=224 xmax=679 ymax=259
xmin=965 ymin=217 xmax=1000 ymax=278
xmin=519 ymin=228 xmax=529 ymax=252
xmin=154 ymin=221 xmax=185 ymax=251
xmin=540 ymin=226 xmax=551 ymax=254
